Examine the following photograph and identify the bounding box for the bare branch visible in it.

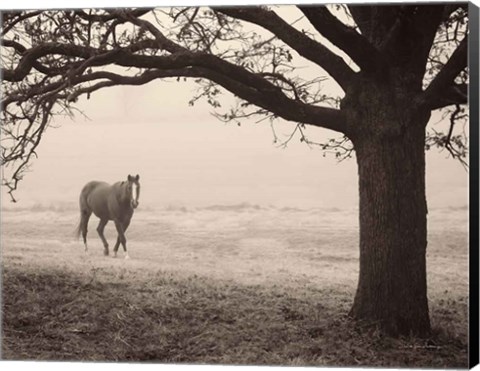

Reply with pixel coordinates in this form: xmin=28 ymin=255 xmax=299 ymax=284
xmin=3 ymin=33 xmax=346 ymax=132
xmin=298 ymin=6 xmax=384 ymax=74
xmin=214 ymin=6 xmax=356 ymax=91
xmin=423 ymin=35 xmax=468 ymax=107
xmin=425 ymin=104 xmax=468 ymax=169
xmin=73 ymin=8 xmax=152 ymax=23
xmin=426 ymin=83 xmax=468 ymax=110
xmin=2 ymin=99 xmax=55 ymax=202
xmin=1 ymin=10 xmax=42 ymax=36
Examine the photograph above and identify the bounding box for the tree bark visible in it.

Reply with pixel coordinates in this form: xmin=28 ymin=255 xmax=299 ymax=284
xmin=348 ymin=107 xmax=431 ymax=337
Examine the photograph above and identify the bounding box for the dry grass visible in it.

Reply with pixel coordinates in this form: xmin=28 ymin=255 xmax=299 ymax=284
xmin=1 ymin=207 xmax=469 ymax=367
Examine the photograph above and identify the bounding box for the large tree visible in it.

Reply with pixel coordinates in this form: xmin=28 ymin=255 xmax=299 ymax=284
xmin=1 ymin=3 xmax=470 ymax=336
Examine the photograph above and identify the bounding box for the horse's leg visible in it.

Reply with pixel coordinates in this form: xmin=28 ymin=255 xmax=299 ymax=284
xmin=113 ymin=237 xmax=121 ymax=258
xmin=96 ymin=219 xmax=109 ymax=255
xmin=122 ymin=219 xmax=132 ymax=258
xmin=81 ymin=210 xmax=92 ymax=253
xmin=114 ymin=220 xmax=129 ymax=259
xmin=113 ymin=219 xmax=131 ymax=258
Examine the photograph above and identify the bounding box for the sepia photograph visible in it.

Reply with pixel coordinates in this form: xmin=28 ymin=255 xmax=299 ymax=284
xmin=1 ymin=0 xmax=477 ymax=369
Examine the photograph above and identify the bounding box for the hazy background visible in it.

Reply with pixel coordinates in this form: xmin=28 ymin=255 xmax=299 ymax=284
xmin=0 ymin=80 xmax=468 ymax=213
xmin=0 ymin=3 xmax=469 ymax=215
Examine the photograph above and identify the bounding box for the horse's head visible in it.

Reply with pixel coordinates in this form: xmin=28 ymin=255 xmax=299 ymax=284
xmin=126 ymin=174 xmax=140 ymax=209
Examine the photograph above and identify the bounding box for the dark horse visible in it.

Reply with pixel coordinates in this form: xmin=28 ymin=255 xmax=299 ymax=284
xmin=75 ymin=174 xmax=140 ymax=259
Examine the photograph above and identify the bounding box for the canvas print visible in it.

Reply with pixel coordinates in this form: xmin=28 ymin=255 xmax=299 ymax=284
xmin=0 ymin=1 xmax=476 ymax=368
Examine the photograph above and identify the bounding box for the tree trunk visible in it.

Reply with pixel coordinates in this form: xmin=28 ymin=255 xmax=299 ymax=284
xmin=348 ymin=109 xmax=431 ymax=337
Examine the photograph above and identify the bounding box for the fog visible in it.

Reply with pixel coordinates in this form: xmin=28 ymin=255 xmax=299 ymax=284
xmin=1 ymin=3 xmax=469 ymax=213
xmin=1 ymin=81 xmax=468 ymax=211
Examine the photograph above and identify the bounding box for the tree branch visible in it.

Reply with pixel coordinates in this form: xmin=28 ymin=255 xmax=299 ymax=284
xmin=1 ymin=10 xmax=42 ymax=36
xmin=348 ymin=5 xmax=393 ymax=43
xmin=425 ymin=83 xmax=468 ymax=110
xmin=3 ymin=37 xmax=347 ymax=133
xmin=2 ymin=99 xmax=55 ymax=202
xmin=107 ymin=9 xmax=187 ymax=54
xmin=213 ymin=6 xmax=356 ymax=91
xmin=2 ymin=39 xmax=75 ymax=76
xmin=423 ymin=35 xmax=468 ymax=107
xmin=298 ymin=6 xmax=384 ymax=74
xmin=73 ymin=8 xmax=152 ymax=23
xmin=383 ymin=5 xmax=446 ymax=77
xmin=3 ymin=43 xmax=96 ymax=82
xmin=205 ymin=70 xmax=346 ymax=132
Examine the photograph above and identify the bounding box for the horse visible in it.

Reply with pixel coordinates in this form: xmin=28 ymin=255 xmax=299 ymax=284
xmin=75 ymin=174 xmax=140 ymax=259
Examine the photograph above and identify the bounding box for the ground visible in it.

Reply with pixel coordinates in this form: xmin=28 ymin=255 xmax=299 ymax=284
xmin=1 ymin=204 xmax=469 ymax=367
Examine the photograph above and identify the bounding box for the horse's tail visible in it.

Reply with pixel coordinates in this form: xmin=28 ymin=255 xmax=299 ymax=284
xmin=75 ymin=183 xmax=90 ymax=241
xmin=74 ymin=217 xmax=82 ymax=240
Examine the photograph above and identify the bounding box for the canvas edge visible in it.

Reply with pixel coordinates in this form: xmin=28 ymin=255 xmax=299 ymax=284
xmin=469 ymin=1 xmax=480 ymax=369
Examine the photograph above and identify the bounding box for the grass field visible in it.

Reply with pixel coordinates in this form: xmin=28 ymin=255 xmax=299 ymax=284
xmin=1 ymin=205 xmax=469 ymax=367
